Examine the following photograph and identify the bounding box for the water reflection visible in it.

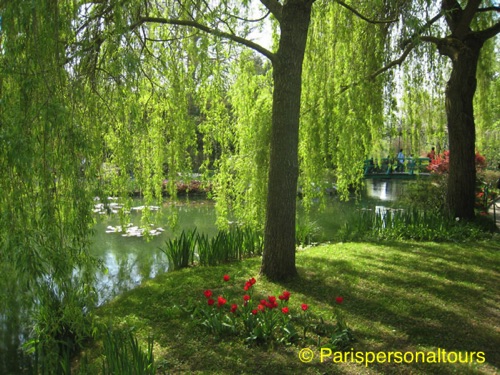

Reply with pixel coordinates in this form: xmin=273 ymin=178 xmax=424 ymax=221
xmin=365 ymin=179 xmax=408 ymax=201
xmin=91 ymin=198 xmax=218 ymax=304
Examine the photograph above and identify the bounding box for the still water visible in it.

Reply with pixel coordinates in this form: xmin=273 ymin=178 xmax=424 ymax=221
xmin=91 ymin=178 xmax=407 ymax=303
xmin=91 ymin=199 xmax=219 ymax=303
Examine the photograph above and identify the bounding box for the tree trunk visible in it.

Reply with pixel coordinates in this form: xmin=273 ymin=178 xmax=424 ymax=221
xmin=260 ymin=1 xmax=312 ymax=281
xmin=442 ymin=37 xmax=483 ymax=220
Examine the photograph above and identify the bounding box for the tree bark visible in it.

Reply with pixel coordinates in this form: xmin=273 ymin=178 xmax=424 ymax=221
xmin=260 ymin=1 xmax=312 ymax=281
xmin=440 ymin=36 xmax=483 ymax=220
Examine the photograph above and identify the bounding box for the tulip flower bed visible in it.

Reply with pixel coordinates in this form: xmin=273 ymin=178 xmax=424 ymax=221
xmin=194 ymin=274 xmax=352 ymax=348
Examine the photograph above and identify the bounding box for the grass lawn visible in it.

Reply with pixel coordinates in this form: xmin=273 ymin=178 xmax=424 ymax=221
xmin=81 ymin=240 xmax=500 ymax=374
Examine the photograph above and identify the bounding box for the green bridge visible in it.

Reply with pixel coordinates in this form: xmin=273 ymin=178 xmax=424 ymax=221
xmin=364 ymin=157 xmax=431 ymax=179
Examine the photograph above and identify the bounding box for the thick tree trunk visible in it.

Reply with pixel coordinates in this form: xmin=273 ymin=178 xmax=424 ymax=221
xmin=260 ymin=2 xmax=312 ymax=281
xmin=443 ymin=37 xmax=482 ymax=220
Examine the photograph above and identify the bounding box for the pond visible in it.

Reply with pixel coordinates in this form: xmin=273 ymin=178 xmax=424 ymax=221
xmin=0 ymin=178 xmax=409 ymax=373
xmin=91 ymin=178 xmax=408 ymax=303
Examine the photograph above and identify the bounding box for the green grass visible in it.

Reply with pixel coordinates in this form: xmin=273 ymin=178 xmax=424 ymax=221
xmin=80 ymin=240 xmax=500 ymax=375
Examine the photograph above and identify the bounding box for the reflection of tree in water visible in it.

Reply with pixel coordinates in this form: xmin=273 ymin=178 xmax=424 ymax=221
xmin=95 ymin=250 xmax=168 ymax=304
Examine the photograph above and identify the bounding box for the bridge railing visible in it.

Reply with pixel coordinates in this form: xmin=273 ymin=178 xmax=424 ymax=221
xmin=364 ymin=157 xmax=431 ymax=176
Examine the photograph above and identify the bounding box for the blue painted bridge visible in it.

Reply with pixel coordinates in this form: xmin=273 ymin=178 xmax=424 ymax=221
xmin=364 ymin=157 xmax=432 ymax=179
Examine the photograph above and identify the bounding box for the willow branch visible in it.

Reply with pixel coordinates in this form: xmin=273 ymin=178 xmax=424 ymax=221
xmin=130 ymin=16 xmax=276 ymax=62
xmin=401 ymin=12 xmax=443 ymax=48
xmin=454 ymin=0 xmax=481 ymax=38
xmin=476 ymin=20 xmax=500 ymax=42
xmin=477 ymin=6 xmax=500 ymax=12
xmin=334 ymin=0 xmax=396 ymax=24
xmin=336 ymin=42 xmax=416 ymax=96
xmin=227 ymin=9 xmax=271 ymax=23
xmin=260 ymin=0 xmax=282 ymax=23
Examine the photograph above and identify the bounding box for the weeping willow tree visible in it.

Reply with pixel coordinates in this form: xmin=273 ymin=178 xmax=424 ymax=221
xmin=0 ymin=0 xmax=102 ymax=370
xmin=383 ymin=0 xmax=500 ymax=219
xmin=5 ymin=1 xmax=499 ymax=371
xmin=77 ymin=0 xmax=397 ymax=281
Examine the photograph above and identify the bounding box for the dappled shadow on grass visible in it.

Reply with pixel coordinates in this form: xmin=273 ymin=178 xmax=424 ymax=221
xmin=93 ymin=241 xmax=499 ymax=374
xmin=285 ymin=241 xmax=500 ymax=374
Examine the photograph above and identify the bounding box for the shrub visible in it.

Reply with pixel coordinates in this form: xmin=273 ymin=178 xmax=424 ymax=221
xmin=428 ymin=151 xmax=487 ymax=174
xmin=399 ymin=176 xmax=447 ymax=214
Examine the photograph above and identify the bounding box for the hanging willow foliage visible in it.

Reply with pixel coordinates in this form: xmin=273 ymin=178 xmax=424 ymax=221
xmin=475 ymin=37 xmax=500 ymax=166
xmin=0 ymin=0 xmax=102 ymax=368
xmin=299 ymin=1 xmax=388 ymax=203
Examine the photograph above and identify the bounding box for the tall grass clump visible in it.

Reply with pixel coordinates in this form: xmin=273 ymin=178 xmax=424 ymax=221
xmin=160 ymin=229 xmax=197 ymax=271
xmin=197 ymin=230 xmax=234 ymax=265
xmin=296 ymin=218 xmax=320 ymax=246
xmin=196 ymin=227 xmax=263 ymax=266
xmin=101 ymin=330 xmax=155 ymax=375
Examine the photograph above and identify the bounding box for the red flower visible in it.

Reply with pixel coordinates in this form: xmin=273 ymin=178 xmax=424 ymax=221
xmin=257 ymin=304 xmax=266 ymax=311
xmin=301 ymin=304 xmax=309 ymax=311
xmin=281 ymin=307 xmax=289 ymax=314
xmin=204 ymin=290 xmax=213 ymax=298
xmin=223 ymin=274 xmax=230 ymax=282
xmin=243 ymin=277 xmax=256 ymax=291
xmin=260 ymin=299 xmax=267 ymax=305
xmin=336 ymin=296 xmax=344 ymax=304
xmin=243 ymin=294 xmax=251 ymax=302
xmin=279 ymin=290 xmax=291 ymax=301
xmin=266 ymin=298 xmax=278 ymax=309
xmin=230 ymin=304 xmax=238 ymax=313
xmin=251 ymin=309 xmax=258 ymax=315
xmin=207 ymin=298 xmax=215 ymax=306
xmin=217 ymin=296 xmax=227 ymax=307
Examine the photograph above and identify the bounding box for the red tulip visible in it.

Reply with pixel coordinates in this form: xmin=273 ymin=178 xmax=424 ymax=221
xmin=217 ymin=296 xmax=227 ymax=307
xmin=204 ymin=290 xmax=213 ymax=298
